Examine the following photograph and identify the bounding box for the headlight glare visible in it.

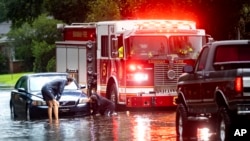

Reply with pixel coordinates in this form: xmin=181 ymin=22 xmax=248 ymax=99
xmin=78 ymin=97 xmax=89 ymax=104
xmin=32 ymin=100 xmax=47 ymax=106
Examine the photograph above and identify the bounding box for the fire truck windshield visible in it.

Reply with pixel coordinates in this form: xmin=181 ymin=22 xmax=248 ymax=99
xmin=169 ymin=36 xmax=203 ymax=58
xmin=126 ymin=36 xmax=203 ymax=59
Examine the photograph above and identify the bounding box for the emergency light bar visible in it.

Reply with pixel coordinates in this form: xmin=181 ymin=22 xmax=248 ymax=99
xmin=98 ymin=20 xmax=196 ymax=35
xmin=135 ymin=20 xmax=196 ymax=30
xmin=135 ymin=29 xmax=199 ymax=34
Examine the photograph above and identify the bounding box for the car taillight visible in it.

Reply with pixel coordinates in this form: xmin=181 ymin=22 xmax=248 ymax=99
xmin=235 ymin=76 xmax=243 ymax=93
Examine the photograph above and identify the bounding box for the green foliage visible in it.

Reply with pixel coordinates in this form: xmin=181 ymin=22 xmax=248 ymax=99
xmin=7 ymin=23 xmax=34 ymax=71
xmin=86 ymin=0 xmax=121 ymax=22
xmin=44 ymin=0 xmax=90 ymax=24
xmin=32 ymin=41 xmax=55 ymax=72
xmin=7 ymin=14 xmax=63 ymax=72
xmin=46 ymin=56 xmax=56 ymax=72
xmin=0 ymin=0 xmax=7 ymax=22
xmin=5 ymin=0 xmax=44 ymax=28
xmin=32 ymin=15 xmax=62 ymax=44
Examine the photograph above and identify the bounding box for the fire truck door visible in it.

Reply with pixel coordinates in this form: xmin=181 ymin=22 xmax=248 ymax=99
xmin=56 ymin=45 xmax=87 ymax=84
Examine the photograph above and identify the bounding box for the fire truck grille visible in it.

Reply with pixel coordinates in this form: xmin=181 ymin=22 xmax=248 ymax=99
xmin=154 ymin=63 xmax=184 ymax=86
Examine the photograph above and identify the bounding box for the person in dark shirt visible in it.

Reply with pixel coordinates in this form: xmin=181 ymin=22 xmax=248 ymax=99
xmin=90 ymin=93 xmax=116 ymax=116
xmin=41 ymin=77 xmax=74 ymax=123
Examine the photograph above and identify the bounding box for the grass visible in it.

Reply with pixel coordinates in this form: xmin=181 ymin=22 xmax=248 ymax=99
xmin=0 ymin=72 xmax=33 ymax=86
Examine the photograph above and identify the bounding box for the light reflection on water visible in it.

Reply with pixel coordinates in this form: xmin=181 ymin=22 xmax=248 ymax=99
xmin=1 ymin=91 xmax=177 ymax=140
xmin=0 ymin=111 xmax=176 ymax=141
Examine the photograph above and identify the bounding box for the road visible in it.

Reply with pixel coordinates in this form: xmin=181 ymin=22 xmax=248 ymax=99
xmin=0 ymin=89 xmax=216 ymax=141
xmin=0 ymin=89 xmax=177 ymax=141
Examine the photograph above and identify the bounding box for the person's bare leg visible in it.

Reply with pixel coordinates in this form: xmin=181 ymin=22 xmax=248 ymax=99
xmin=52 ymin=99 xmax=59 ymax=123
xmin=47 ymin=101 xmax=53 ymax=123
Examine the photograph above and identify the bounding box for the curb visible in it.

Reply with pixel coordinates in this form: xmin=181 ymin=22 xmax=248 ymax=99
xmin=0 ymin=85 xmax=13 ymax=90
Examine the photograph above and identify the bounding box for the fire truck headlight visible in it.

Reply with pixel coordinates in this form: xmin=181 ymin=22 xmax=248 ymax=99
xmin=134 ymin=73 xmax=148 ymax=81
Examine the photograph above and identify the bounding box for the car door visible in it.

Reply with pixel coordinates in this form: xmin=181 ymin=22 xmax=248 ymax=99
xmin=187 ymin=47 xmax=209 ymax=110
xmin=11 ymin=76 xmax=29 ymax=117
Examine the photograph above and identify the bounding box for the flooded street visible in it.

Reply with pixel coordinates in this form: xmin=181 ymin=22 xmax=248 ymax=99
xmin=0 ymin=90 xmax=177 ymax=141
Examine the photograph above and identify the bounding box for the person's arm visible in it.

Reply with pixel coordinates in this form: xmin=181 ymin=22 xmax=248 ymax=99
xmin=56 ymin=79 xmax=67 ymax=101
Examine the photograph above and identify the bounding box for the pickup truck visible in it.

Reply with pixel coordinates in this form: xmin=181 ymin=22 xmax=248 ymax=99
xmin=175 ymin=40 xmax=250 ymax=141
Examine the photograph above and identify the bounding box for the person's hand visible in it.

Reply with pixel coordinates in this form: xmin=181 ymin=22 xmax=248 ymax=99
xmin=56 ymin=94 xmax=61 ymax=101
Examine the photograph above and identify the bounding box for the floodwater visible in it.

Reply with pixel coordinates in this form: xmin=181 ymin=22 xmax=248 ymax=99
xmin=0 ymin=90 xmax=177 ymax=141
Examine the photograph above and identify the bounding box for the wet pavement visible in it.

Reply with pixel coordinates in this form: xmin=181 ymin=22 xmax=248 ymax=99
xmin=0 ymin=90 xmax=177 ymax=141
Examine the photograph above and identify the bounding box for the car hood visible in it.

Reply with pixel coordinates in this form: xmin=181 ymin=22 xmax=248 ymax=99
xmin=31 ymin=90 xmax=87 ymax=101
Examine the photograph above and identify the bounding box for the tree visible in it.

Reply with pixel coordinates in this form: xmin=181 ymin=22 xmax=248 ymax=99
xmin=5 ymin=0 xmax=43 ymax=28
xmin=0 ymin=0 xmax=7 ymax=22
xmin=86 ymin=0 xmax=121 ymax=22
xmin=0 ymin=52 xmax=9 ymax=74
xmin=44 ymin=0 xmax=91 ymax=24
xmin=7 ymin=22 xmax=34 ymax=71
xmin=7 ymin=14 xmax=63 ymax=72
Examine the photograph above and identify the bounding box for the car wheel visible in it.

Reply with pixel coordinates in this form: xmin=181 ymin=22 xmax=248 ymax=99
xmin=176 ymin=104 xmax=189 ymax=139
xmin=217 ymin=107 xmax=231 ymax=141
xmin=10 ymin=101 xmax=17 ymax=120
xmin=26 ymin=105 xmax=31 ymax=121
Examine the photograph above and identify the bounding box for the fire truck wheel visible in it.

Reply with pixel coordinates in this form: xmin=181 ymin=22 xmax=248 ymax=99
xmin=109 ymin=83 xmax=118 ymax=108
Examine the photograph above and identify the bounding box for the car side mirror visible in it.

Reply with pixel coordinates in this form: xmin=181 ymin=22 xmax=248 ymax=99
xmin=183 ymin=65 xmax=194 ymax=73
xmin=79 ymin=84 xmax=86 ymax=89
xmin=17 ymin=88 xmax=27 ymax=93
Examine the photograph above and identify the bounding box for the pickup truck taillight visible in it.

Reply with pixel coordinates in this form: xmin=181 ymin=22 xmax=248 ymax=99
xmin=235 ymin=76 xmax=243 ymax=93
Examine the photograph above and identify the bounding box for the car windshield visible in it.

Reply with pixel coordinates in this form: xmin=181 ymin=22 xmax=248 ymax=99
xmin=29 ymin=75 xmax=78 ymax=92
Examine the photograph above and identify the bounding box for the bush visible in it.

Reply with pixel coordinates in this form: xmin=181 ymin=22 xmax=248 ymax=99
xmin=0 ymin=52 xmax=9 ymax=74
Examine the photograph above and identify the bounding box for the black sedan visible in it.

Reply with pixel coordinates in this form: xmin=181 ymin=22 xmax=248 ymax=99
xmin=10 ymin=72 xmax=90 ymax=120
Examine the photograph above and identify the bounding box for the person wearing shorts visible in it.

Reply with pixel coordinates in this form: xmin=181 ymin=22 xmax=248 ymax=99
xmin=41 ymin=77 xmax=73 ymax=123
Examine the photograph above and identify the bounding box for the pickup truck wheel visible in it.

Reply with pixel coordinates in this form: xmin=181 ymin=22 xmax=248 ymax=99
xmin=217 ymin=107 xmax=231 ymax=141
xmin=176 ymin=104 xmax=189 ymax=138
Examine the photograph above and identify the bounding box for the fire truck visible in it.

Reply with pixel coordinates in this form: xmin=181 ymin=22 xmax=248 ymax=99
xmin=56 ymin=20 xmax=208 ymax=108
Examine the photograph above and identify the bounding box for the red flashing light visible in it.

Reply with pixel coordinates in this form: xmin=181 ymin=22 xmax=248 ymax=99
xmin=129 ymin=64 xmax=136 ymax=71
xmin=235 ymin=77 xmax=243 ymax=93
xmin=128 ymin=64 xmax=143 ymax=71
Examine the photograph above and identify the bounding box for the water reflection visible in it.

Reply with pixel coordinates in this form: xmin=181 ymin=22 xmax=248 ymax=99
xmin=0 ymin=90 xmax=214 ymax=141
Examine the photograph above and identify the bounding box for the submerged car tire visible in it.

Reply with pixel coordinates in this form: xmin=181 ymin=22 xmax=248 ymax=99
xmin=176 ymin=104 xmax=189 ymax=139
xmin=10 ymin=101 xmax=17 ymax=120
xmin=26 ymin=105 xmax=31 ymax=121
xmin=217 ymin=107 xmax=231 ymax=141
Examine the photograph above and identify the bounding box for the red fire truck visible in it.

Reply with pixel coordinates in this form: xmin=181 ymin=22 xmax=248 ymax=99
xmin=56 ymin=20 xmax=208 ymax=108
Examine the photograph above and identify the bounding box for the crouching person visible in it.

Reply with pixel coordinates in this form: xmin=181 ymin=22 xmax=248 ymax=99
xmin=90 ymin=93 xmax=116 ymax=116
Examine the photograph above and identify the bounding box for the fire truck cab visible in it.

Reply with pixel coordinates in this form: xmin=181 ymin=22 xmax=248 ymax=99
xmin=56 ymin=20 xmax=208 ymax=108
